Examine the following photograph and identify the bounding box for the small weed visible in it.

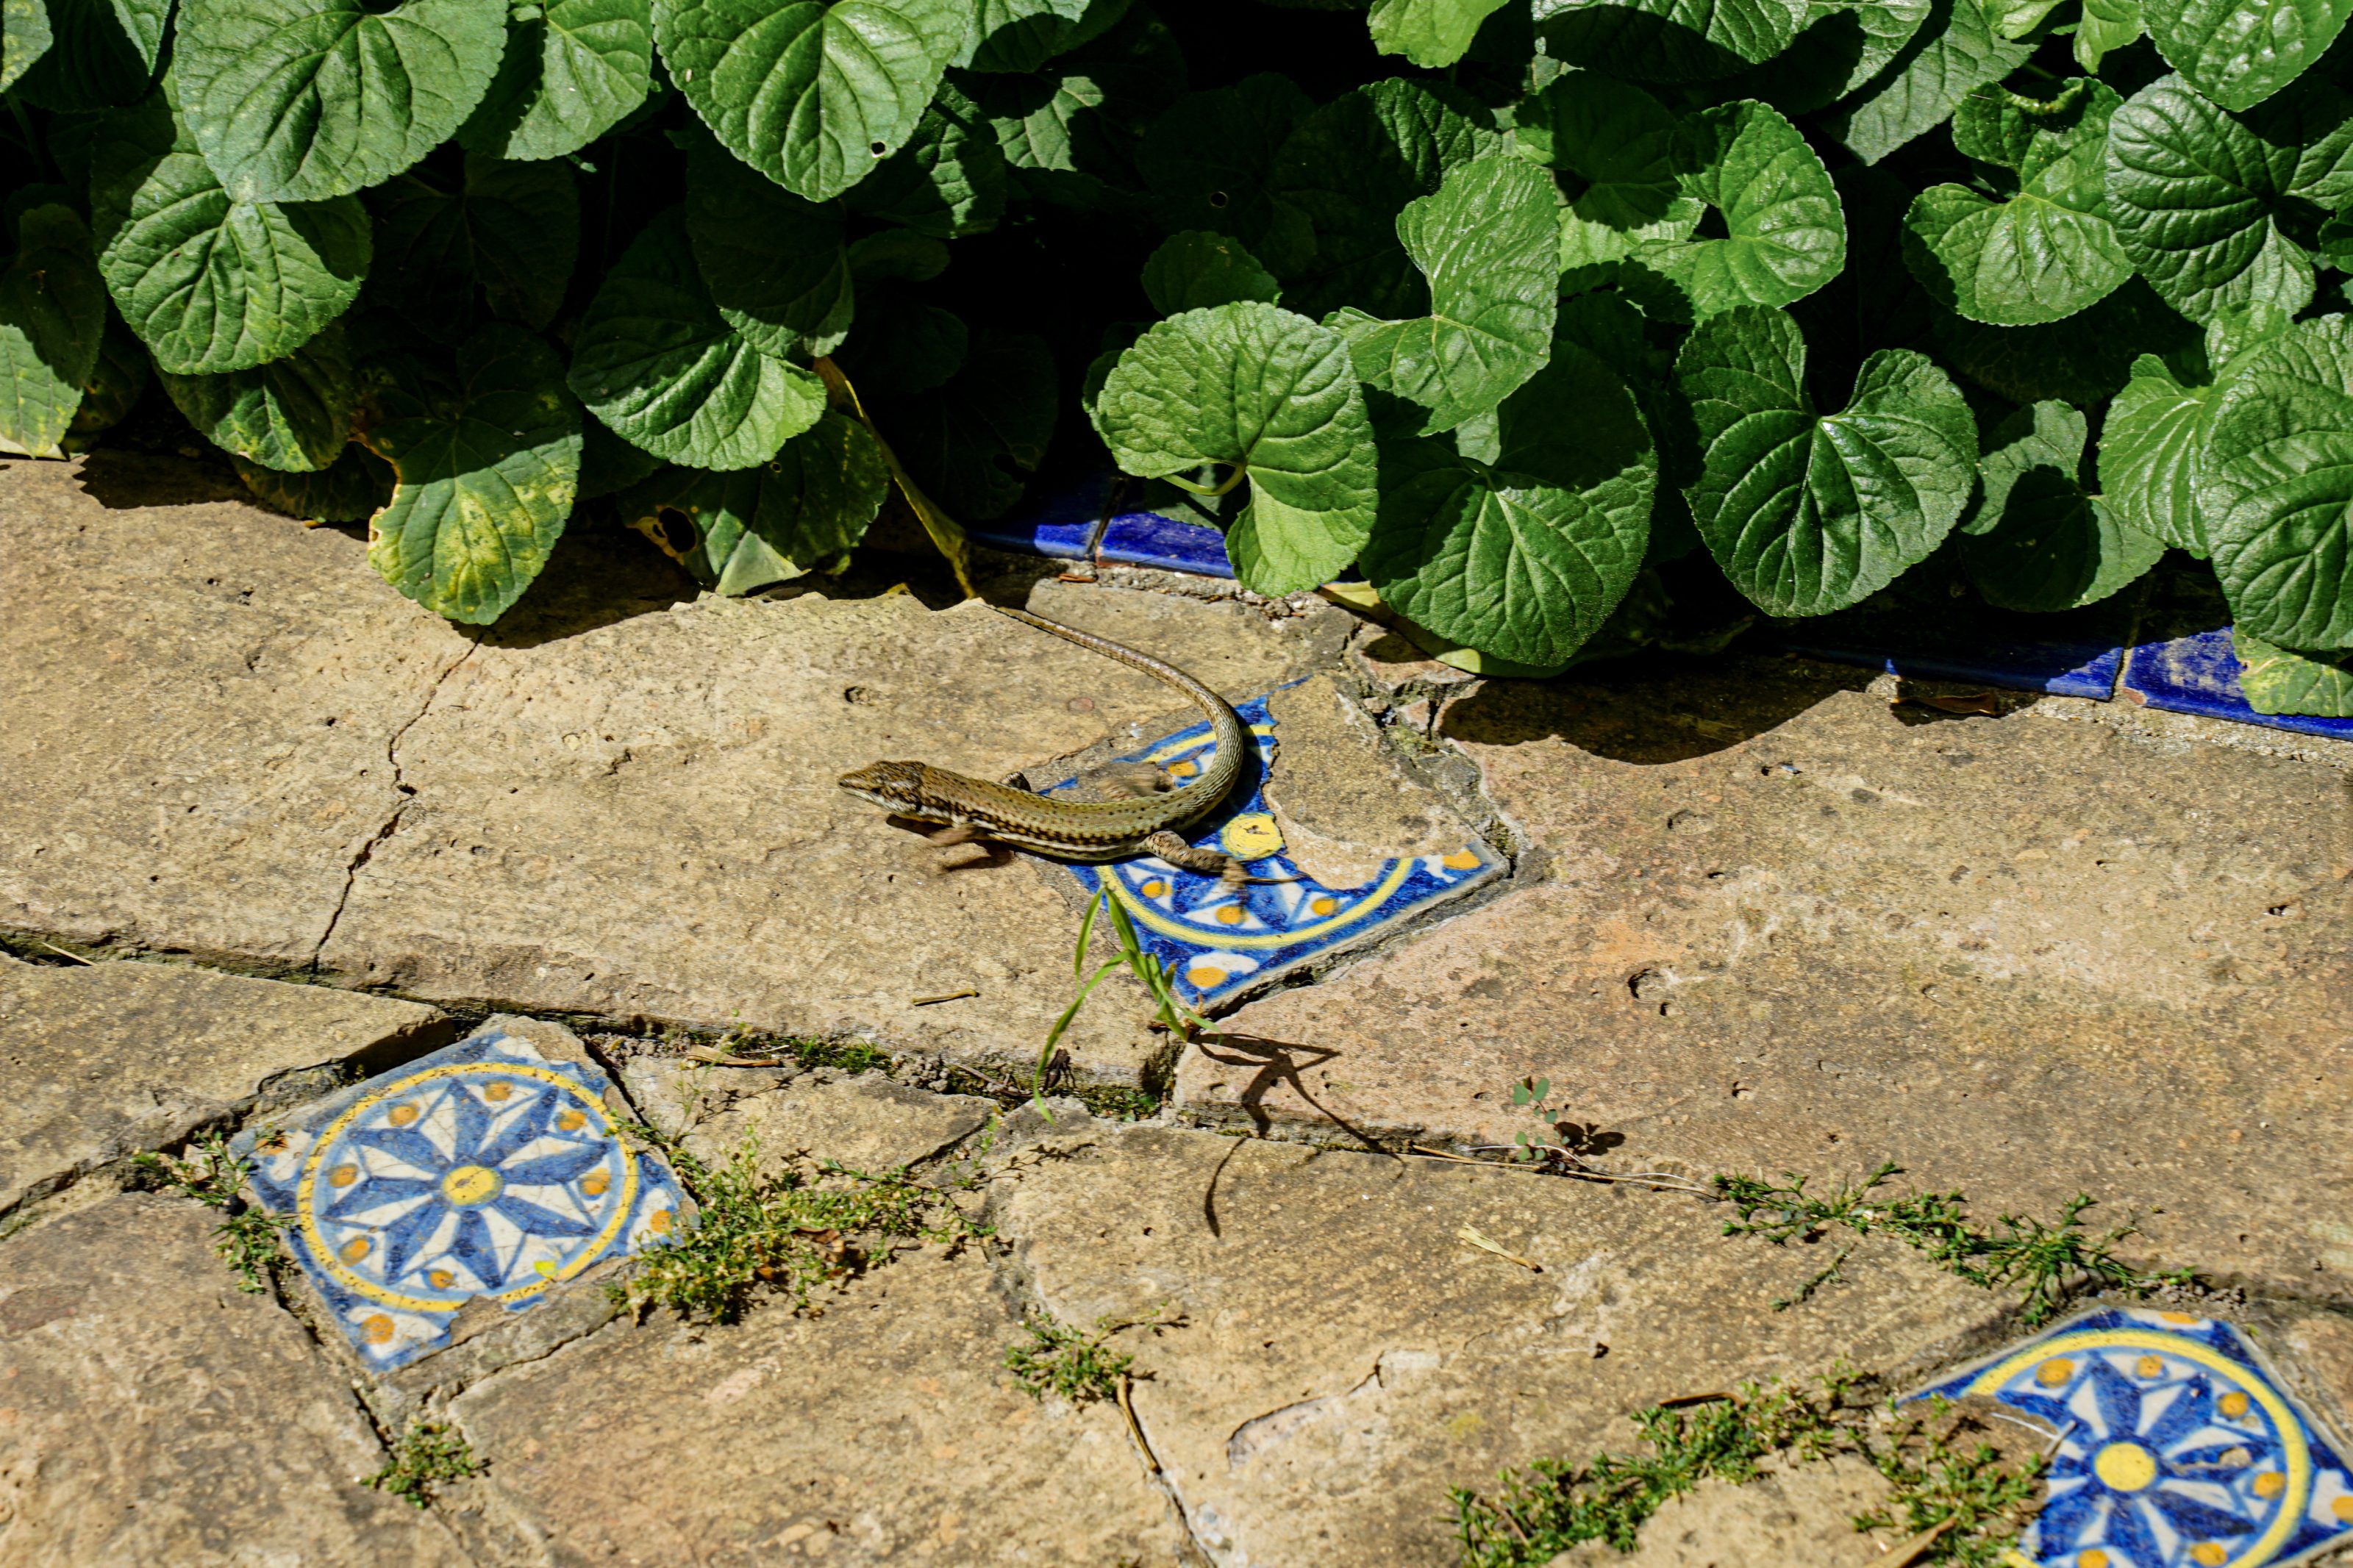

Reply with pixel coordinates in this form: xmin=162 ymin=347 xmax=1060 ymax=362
xmin=1004 ymin=1307 xmax=1185 ymax=1404
xmin=1715 ymin=1161 xmax=2191 ymax=1326
xmin=610 ymin=1128 xmax=988 ymax=1322
xmin=1035 ymin=886 xmax=1204 ymax=1113
xmin=1452 ymin=1372 xmax=2043 ymax=1568
xmin=365 ymin=1420 xmax=479 ymax=1508
xmin=130 ymin=1132 xmax=287 ymax=1292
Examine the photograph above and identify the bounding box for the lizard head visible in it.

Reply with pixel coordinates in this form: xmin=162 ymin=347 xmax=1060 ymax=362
xmin=837 ymin=759 xmax=937 ymax=818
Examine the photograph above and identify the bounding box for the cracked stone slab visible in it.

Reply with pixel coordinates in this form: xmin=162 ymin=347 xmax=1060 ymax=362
xmin=0 ymin=455 xmax=477 ymax=966
xmin=0 ymin=952 xmax=446 ymax=1220
xmin=989 ymin=1120 xmax=1996 ymax=1567
xmin=448 ymin=1247 xmax=1196 ymax=1565
xmin=622 ymin=1057 xmax=998 ymax=1177
xmin=0 ymin=1190 xmax=470 ymax=1567
xmin=1545 ymin=1457 xmax=1893 ymax=1567
xmin=315 ymin=562 xmax=1346 ymax=1085
xmin=1182 ymin=656 xmax=2353 ymax=1297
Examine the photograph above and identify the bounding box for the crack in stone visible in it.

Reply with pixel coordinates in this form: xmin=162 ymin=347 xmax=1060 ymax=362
xmin=312 ymin=639 xmax=477 ymax=970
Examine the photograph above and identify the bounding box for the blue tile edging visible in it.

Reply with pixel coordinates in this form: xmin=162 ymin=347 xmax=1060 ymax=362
xmin=971 ymin=471 xmax=1236 ymax=579
xmin=2122 ymin=630 xmax=2353 ymax=742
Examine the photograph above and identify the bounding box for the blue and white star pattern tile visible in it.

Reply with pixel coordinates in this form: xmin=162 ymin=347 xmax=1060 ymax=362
xmin=233 ymin=1025 xmax=690 ymax=1371
xmin=1042 ymin=686 xmax=1505 ymax=1011
xmin=1909 ymin=1308 xmax=2353 ymax=1568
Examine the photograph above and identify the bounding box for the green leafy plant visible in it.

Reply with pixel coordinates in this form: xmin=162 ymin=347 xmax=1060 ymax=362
xmin=1032 ymin=881 xmax=1203 ymax=1113
xmin=364 ymin=1420 xmax=481 ymax=1508
xmin=609 ymin=1125 xmax=987 ymax=1322
xmin=1003 ymin=1305 xmax=1183 ymax=1403
xmin=11 ymin=0 xmax=2353 ymax=709
xmin=1452 ymin=1372 xmax=2046 ymax=1568
xmin=130 ymin=1130 xmax=288 ymax=1292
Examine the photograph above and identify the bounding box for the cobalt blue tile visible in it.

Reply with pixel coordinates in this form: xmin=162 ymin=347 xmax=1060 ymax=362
xmin=1097 ymin=509 xmax=1237 ymax=576
xmin=1772 ymin=604 xmax=2128 ymax=700
xmin=2123 ymin=631 xmax=2353 ymax=742
xmin=1910 ymin=1306 xmax=2353 ymax=1568
xmin=1041 ymin=683 xmax=1503 ymax=1011
xmin=233 ymin=1024 xmax=690 ymax=1371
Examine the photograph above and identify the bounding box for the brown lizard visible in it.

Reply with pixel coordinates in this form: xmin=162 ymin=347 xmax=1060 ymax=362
xmin=838 ymin=606 xmax=1289 ymax=884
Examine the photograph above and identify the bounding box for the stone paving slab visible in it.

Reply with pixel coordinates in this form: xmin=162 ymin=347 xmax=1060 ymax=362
xmin=0 ymin=951 xmax=444 ymax=1220
xmin=988 ymin=1119 xmax=1999 ymax=1567
xmin=624 ymin=1056 xmax=999 ymax=1178
xmin=449 ymin=1247 xmax=1196 ymax=1567
xmin=1185 ymin=657 xmax=2353 ymax=1298
xmin=0 ymin=1191 xmax=469 ymax=1567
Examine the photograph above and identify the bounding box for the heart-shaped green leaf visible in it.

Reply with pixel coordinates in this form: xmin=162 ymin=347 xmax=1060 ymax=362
xmin=1270 ymin=76 xmax=1496 ymax=321
xmin=2199 ymin=316 xmax=2353 ymax=649
xmin=1902 ymin=83 xmax=2128 ymax=325
xmin=235 ymin=441 xmax=394 ymax=521
xmin=459 ymin=0 xmax=654 ymax=162
xmin=2096 ymin=306 xmax=2293 ymax=555
xmin=957 ymin=0 xmax=1125 ymax=72
xmin=842 ymin=79 xmax=1009 ymax=237
xmin=2146 ymin=0 xmax=2350 ymax=112
xmin=2232 ymin=628 xmax=2353 ymax=717
xmin=161 ymin=322 xmax=358 ymax=471
xmin=1141 ymin=232 xmax=1280 ymax=315
xmin=654 ymin=0 xmax=971 ymax=201
xmin=1823 ymin=0 xmax=2033 ymax=165
xmin=618 ymin=410 xmax=887 ymax=593
xmin=1139 ymin=74 xmax=1315 ymax=276
xmin=684 ymin=131 xmax=852 ymax=358
xmin=1096 ymin=301 xmax=1379 ymax=596
xmin=2105 ymin=73 xmax=2353 ymax=325
xmin=1725 ymin=0 xmax=1932 ymax=117
xmin=365 ymin=323 xmax=582 ymax=624
xmin=365 ymin=153 xmax=576 ymax=340
xmin=568 ymin=209 xmax=825 ymax=470
xmin=1629 ymin=99 xmax=1846 ymax=320
xmin=1530 ymin=0 xmax=1809 ymax=81
xmin=1677 ymin=305 xmax=1976 ymax=616
xmin=1324 ymin=154 xmax=1560 ymax=435
xmin=176 ymin=0 xmax=508 ymax=201
xmin=90 ymin=92 xmax=370 ymax=375
xmin=1961 ymin=401 xmax=2161 ymax=610
xmin=2075 ymin=0 xmax=2140 ymax=66
xmin=1364 ymin=341 xmax=1657 ymax=665
xmin=1368 ymin=0 xmax=1513 ymax=67
xmin=0 ymin=203 xmax=107 ymax=457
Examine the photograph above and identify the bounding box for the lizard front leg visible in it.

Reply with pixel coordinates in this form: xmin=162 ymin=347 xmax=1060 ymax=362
xmin=1141 ymin=830 xmax=1300 ymax=887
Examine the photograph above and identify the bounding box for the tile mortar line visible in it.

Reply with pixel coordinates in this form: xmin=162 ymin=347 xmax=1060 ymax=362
xmin=310 ymin=637 xmax=479 ymax=970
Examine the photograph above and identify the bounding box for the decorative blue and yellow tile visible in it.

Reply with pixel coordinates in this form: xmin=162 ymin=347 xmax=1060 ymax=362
xmin=1041 ymin=686 xmax=1504 ymax=1011
xmin=233 ymin=1025 xmax=690 ymax=1371
xmin=1910 ymin=1307 xmax=2353 ymax=1568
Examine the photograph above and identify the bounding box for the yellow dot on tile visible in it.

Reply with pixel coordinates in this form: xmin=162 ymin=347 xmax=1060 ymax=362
xmin=581 ymin=1170 xmax=610 ymax=1197
xmin=2335 ymin=1497 xmax=2353 ymax=1522
xmin=2192 ymin=1543 xmax=2227 ymax=1567
xmin=2077 ymin=1551 xmax=2109 ymax=1568
xmin=1218 ymin=812 xmax=1285 ymax=860
xmin=2093 ymin=1442 xmax=2157 ymax=1492
xmin=2220 ymin=1390 xmax=2250 ymax=1419
xmin=534 ymin=1259 xmax=557 ymax=1277
xmin=649 ymin=1209 xmax=672 ymax=1234
xmin=363 ymin=1314 xmax=395 ymax=1345
xmin=440 ymin=1164 xmax=502 ymax=1206
xmin=2035 ymin=1358 xmax=2074 ymax=1386
xmin=482 ymin=1081 xmax=512 ymax=1102
xmin=1140 ymin=880 xmax=1168 ymax=898
xmin=2135 ymin=1354 xmax=2165 ymax=1378
xmin=329 ymin=1164 xmax=359 ymax=1187
xmin=388 ymin=1103 xmax=419 ymax=1126
xmin=2254 ymin=1470 xmax=2285 ymax=1497
xmin=1443 ymin=850 xmax=1480 ymax=870
xmin=1167 ymin=760 xmax=1196 ymax=778
xmin=428 ymin=1270 xmax=454 ymax=1289
xmin=1187 ymin=966 xmax=1227 ymax=988
xmin=1215 ymin=905 xmax=1245 ymax=925
xmin=2162 ymin=1311 xmax=2200 ymax=1324
xmin=1310 ymin=896 xmax=1337 ymax=916
xmin=339 ymin=1236 xmax=371 ymax=1263
xmin=557 ymin=1109 xmax=586 ymax=1131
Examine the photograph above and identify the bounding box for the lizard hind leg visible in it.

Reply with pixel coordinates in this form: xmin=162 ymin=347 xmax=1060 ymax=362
xmin=1140 ymin=830 xmax=1302 ymax=887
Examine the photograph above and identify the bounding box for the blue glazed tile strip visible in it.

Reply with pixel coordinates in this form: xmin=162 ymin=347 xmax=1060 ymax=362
xmin=1768 ymin=595 xmax=2133 ymax=701
xmin=1040 ymin=683 xmax=1502 ymax=1012
xmin=233 ymin=1025 xmax=690 ymax=1371
xmin=1098 ymin=509 xmax=1238 ymax=576
xmin=1909 ymin=1306 xmax=2353 ymax=1568
xmin=2122 ymin=630 xmax=2353 ymax=742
